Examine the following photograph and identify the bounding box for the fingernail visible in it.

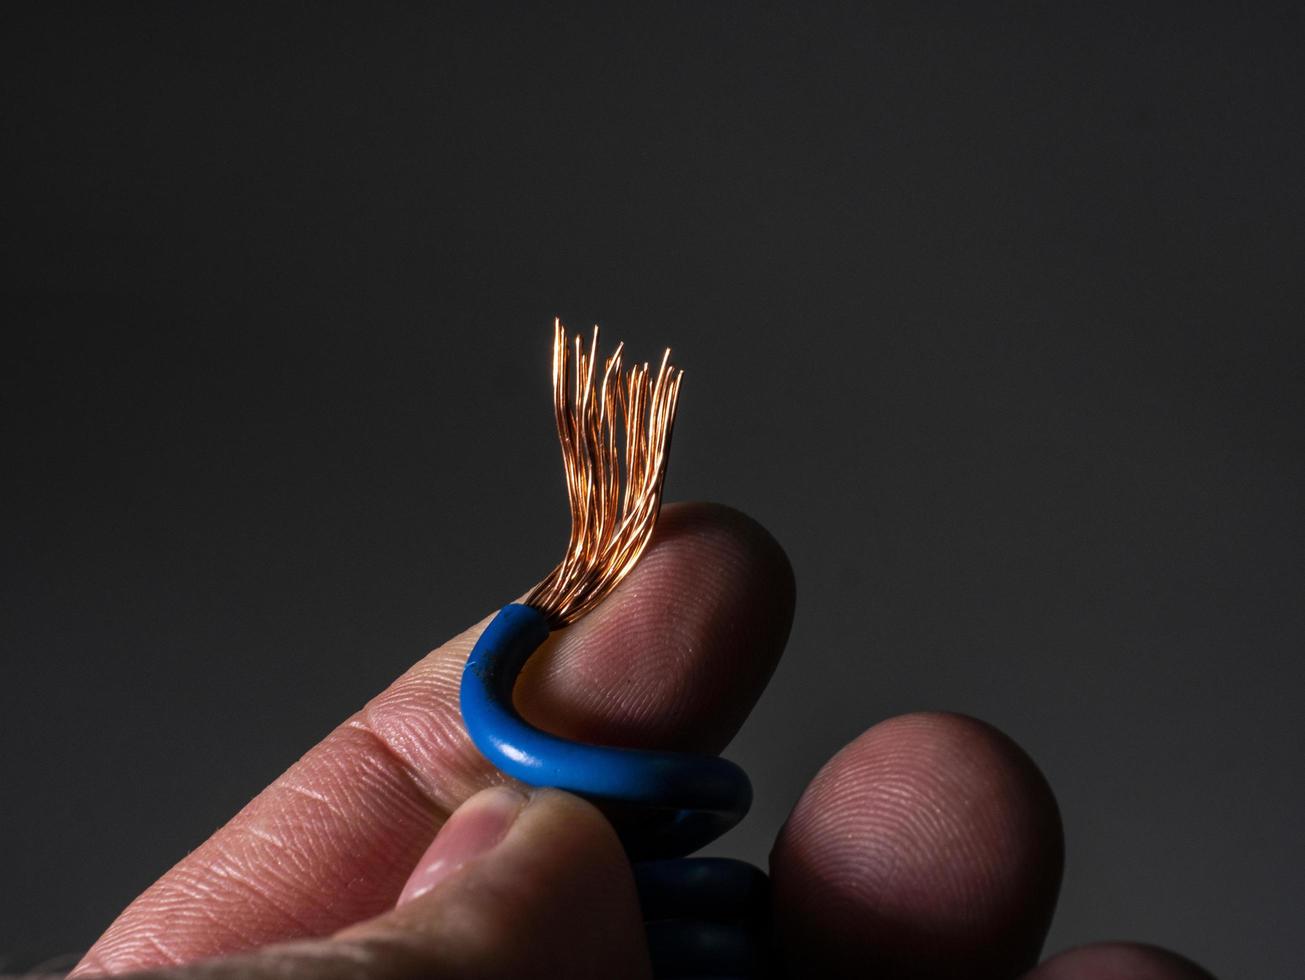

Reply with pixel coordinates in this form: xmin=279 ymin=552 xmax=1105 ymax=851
xmin=398 ymin=786 xmax=527 ymax=906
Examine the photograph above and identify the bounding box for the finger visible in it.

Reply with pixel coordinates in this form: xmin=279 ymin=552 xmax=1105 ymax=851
xmin=75 ymin=502 xmax=793 ymax=975
xmin=770 ymin=712 xmax=1064 ymax=979
xmin=119 ymin=788 xmax=651 ymax=980
xmin=1024 ymin=943 xmax=1217 ymax=979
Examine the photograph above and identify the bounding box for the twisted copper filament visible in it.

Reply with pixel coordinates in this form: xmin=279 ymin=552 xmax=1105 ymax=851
xmin=525 ymin=319 xmax=684 ymax=628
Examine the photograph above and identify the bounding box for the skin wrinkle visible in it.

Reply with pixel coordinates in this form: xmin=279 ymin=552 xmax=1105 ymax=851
xmin=75 ymin=502 xmax=793 ymax=976
xmin=279 ymin=735 xmax=419 ymax=835
xmin=137 ymin=901 xmax=257 ymax=971
xmin=214 ymin=828 xmax=378 ymax=924
xmin=269 ymin=779 xmax=337 ymax=809
xmin=355 ymin=678 xmax=472 ymax=781
xmin=136 ymin=935 xmax=184 ymax=969
xmin=253 ymin=819 xmax=341 ymax=885
xmin=289 ymin=729 xmax=441 ymax=854
xmin=192 ymin=855 xmax=321 ymax=938
xmin=357 ymin=678 xmax=507 ymax=813
xmin=242 ymin=825 xmax=288 ymax=852
xmin=173 ymin=869 xmax=310 ymax=943
xmin=337 ymin=722 xmax=455 ymax=820
xmin=83 ymin=717 xmax=452 ymax=973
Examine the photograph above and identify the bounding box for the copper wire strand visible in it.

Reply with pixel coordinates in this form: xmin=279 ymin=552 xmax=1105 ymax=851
xmin=524 ymin=319 xmax=683 ymax=628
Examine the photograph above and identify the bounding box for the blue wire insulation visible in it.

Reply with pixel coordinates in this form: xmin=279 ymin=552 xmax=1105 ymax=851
xmin=461 ymin=603 xmax=770 ymax=978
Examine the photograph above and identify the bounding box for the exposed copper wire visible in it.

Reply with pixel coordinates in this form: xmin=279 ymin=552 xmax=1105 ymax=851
xmin=525 ymin=319 xmax=684 ymax=629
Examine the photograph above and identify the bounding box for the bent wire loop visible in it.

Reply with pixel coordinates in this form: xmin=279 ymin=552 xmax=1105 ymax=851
xmin=461 ymin=603 xmax=770 ymax=979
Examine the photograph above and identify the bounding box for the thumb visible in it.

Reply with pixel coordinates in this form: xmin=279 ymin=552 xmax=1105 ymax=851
xmin=352 ymin=786 xmax=652 ymax=978
xmin=122 ymin=787 xmax=652 ymax=980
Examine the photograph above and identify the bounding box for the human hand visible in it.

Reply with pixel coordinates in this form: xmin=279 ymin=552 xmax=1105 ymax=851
xmin=70 ymin=504 xmax=1214 ymax=979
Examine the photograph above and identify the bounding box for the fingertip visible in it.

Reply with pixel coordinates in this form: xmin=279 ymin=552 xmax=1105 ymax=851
xmin=771 ymin=712 xmax=1064 ymax=979
xmin=515 ymin=501 xmax=795 ymax=752
xmin=1024 ymin=942 xmax=1218 ymax=979
xmin=395 ymin=785 xmax=527 ymax=906
xmin=357 ymin=788 xmax=649 ymax=979
xmin=652 ymin=501 xmax=796 ymax=596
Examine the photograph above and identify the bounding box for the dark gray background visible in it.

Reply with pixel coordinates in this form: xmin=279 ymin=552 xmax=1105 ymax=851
xmin=3 ymin=4 xmax=1301 ymax=976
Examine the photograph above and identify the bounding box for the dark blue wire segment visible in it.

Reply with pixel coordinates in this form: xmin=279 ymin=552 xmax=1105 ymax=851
xmin=461 ymin=603 xmax=770 ymax=978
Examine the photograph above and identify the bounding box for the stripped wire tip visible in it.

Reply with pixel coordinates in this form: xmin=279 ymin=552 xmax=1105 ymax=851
xmin=524 ymin=319 xmax=684 ymax=629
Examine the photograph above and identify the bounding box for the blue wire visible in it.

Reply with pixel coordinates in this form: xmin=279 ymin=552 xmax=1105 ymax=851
xmin=461 ymin=603 xmax=770 ymax=978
